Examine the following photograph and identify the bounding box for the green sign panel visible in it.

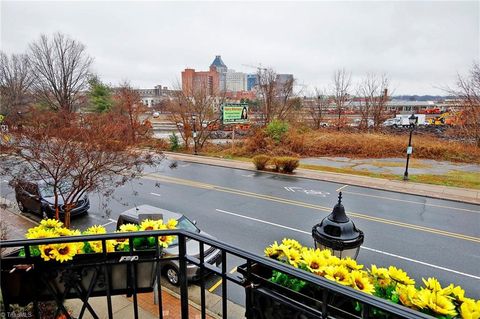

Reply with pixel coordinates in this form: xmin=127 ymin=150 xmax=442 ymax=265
xmin=222 ymin=103 xmax=248 ymax=124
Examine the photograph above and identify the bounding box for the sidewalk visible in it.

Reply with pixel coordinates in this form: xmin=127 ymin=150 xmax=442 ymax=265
xmin=0 ymin=203 xmax=236 ymax=319
xmin=164 ymin=152 xmax=480 ymax=205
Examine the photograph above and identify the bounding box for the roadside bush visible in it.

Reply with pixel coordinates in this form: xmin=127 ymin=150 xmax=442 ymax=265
xmin=169 ymin=133 xmax=180 ymax=151
xmin=252 ymin=155 xmax=270 ymax=170
xmin=266 ymin=120 xmax=289 ymax=143
xmin=273 ymin=156 xmax=299 ymax=173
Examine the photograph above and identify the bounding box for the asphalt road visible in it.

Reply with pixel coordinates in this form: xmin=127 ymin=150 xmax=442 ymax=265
xmin=1 ymin=159 xmax=479 ymax=306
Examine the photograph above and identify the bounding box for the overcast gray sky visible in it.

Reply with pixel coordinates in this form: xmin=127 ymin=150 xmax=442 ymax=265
xmin=1 ymin=1 xmax=479 ymax=95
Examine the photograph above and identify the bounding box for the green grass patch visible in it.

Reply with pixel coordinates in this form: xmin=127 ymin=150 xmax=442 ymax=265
xmin=408 ymin=171 xmax=480 ymax=189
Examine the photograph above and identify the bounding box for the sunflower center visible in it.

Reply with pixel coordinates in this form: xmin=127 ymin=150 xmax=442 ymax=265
xmin=310 ymin=262 xmax=319 ymax=269
xmin=145 ymin=226 xmax=154 ymax=230
xmin=356 ymin=279 xmax=364 ymax=290
xmin=159 ymin=236 xmax=166 ymax=241
xmin=44 ymin=248 xmax=53 ymax=255
xmin=58 ymin=247 xmax=70 ymax=255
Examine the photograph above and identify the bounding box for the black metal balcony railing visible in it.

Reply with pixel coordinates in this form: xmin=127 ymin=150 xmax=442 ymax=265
xmin=0 ymin=230 xmax=433 ymax=319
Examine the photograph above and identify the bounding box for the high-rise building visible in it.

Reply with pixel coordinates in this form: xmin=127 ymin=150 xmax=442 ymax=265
xmin=209 ymin=55 xmax=228 ymax=92
xmin=181 ymin=68 xmax=219 ymax=96
xmin=226 ymin=70 xmax=247 ymax=92
xmin=246 ymin=74 xmax=258 ymax=91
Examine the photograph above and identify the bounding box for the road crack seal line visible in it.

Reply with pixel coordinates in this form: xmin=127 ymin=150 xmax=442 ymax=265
xmin=143 ymin=174 xmax=480 ymax=244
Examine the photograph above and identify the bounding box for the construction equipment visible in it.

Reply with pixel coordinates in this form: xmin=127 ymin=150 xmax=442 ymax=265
xmin=427 ymin=112 xmax=456 ymax=125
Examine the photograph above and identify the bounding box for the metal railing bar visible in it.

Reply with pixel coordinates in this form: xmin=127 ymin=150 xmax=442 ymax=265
xmin=154 ymin=237 xmax=163 ymax=319
xmin=199 ymin=241 xmax=206 ymax=319
xmin=221 ymin=250 xmax=227 ymax=318
xmin=128 ymin=237 xmax=139 ymax=319
xmin=178 ymin=233 xmax=189 ymax=319
xmin=102 ymin=240 xmax=114 ymax=319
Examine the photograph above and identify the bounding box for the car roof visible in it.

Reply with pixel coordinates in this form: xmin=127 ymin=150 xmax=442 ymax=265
xmin=118 ymin=205 xmax=182 ymax=224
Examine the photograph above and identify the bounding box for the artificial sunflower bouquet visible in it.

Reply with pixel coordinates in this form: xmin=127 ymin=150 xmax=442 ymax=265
xmin=265 ymin=238 xmax=480 ymax=319
xmin=20 ymin=218 xmax=178 ymax=263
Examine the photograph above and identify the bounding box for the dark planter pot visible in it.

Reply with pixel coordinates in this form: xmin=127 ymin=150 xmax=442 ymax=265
xmin=238 ymin=263 xmax=359 ymax=319
xmin=1 ymin=250 xmax=158 ymax=306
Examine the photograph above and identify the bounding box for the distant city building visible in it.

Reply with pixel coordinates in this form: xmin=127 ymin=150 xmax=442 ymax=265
xmin=210 ymin=55 xmax=228 ymax=92
xmin=246 ymin=74 xmax=258 ymax=91
xmin=136 ymin=85 xmax=176 ymax=107
xmin=226 ymin=70 xmax=247 ymax=92
xmin=276 ymin=74 xmax=294 ymax=88
xmin=181 ymin=68 xmax=219 ymax=96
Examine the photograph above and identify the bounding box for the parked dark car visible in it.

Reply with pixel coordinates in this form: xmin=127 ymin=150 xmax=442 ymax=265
xmin=117 ymin=205 xmax=222 ymax=285
xmin=13 ymin=179 xmax=89 ymax=218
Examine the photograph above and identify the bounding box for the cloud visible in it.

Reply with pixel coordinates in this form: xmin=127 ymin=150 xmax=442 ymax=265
xmin=1 ymin=1 xmax=478 ymax=94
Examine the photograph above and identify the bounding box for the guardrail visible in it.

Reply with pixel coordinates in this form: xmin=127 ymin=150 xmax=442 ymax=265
xmin=0 ymin=230 xmax=432 ymax=319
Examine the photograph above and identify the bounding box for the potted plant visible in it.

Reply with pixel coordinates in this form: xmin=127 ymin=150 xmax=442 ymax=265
xmin=1 ymin=218 xmax=177 ymax=306
xmin=239 ymin=238 xmax=480 ymax=319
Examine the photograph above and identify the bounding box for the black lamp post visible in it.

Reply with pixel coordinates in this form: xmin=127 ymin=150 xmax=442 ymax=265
xmin=403 ymin=113 xmax=418 ymax=181
xmin=312 ymin=192 xmax=364 ymax=259
xmin=192 ymin=114 xmax=197 ymax=155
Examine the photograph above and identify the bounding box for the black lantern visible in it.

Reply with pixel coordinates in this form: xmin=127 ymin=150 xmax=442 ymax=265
xmin=312 ymin=192 xmax=364 ymax=259
xmin=403 ymin=113 xmax=417 ymax=180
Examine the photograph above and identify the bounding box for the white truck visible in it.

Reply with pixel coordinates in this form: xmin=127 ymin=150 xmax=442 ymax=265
xmin=383 ymin=114 xmax=426 ymax=127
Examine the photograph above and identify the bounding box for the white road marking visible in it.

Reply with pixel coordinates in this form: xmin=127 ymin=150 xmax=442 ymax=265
xmin=2 ymin=180 xmax=8 ymax=183
xmin=150 ymin=192 xmax=162 ymax=197
xmin=336 ymin=185 xmax=349 ymax=192
xmin=215 ymin=208 xmax=480 ymax=280
xmin=102 ymin=220 xmax=116 ymax=227
xmin=242 ymin=174 xmax=255 ymax=178
xmin=343 ymin=190 xmax=480 ymax=214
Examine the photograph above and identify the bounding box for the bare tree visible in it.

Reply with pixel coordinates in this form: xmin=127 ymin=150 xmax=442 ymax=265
xmin=0 ymin=52 xmax=33 ymax=116
xmin=167 ymin=83 xmax=220 ymax=149
xmin=1 ymin=110 xmax=161 ymax=228
xmin=28 ymin=33 xmax=93 ymax=112
xmin=331 ymin=69 xmax=351 ymax=130
xmin=357 ymin=73 xmax=390 ymax=129
xmin=309 ymin=88 xmax=330 ymax=129
xmin=451 ymin=62 xmax=480 ymax=147
xmin=257 ymin=68 xmax=298 ymax=124
xmin=112 ymin=83 xmax=151 ymax=143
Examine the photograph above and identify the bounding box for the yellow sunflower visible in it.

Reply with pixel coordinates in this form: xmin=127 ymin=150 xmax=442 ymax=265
xmin=52 ymin=243 xmax=77 ymax=263
xmin=388 ymin=266 xmax=415 ymax=286
xmin=157 ymin=234 xmax=174 ymax=248
xmin=422 ymin=277 xmax=442 ymax=292
xmin=301 ymin=249 xmax=328 ymax=275
xmin=88 ymin=239 xmax=116 ymax=253
xmin=370 ymin=264 xmax=391 ymax=288
xmin=396 ymin=284 xmax=418 ymax=308
xmin=324 ymin=266 xmax=352 ymax=286
xmin=26 ymin=228 xmax=58 ymax=239
xmin=119 ymin=223 xmax=139 ymax=232
xmin=460 ymin=298 xmax=480 ymax=319
xmin=281 ymin=238 xmax=302 ymax=251
xmin=427 ymin=293 xmax=457 ymax=317
xmin=350 ymin=270 xmax=375 ymax=294
xmin=40 ymin=218 xmax=64 ymax=230
xmin=54 ymin=227 xmax=74 ymax=237
xmin=284 ymin=248 xmax=302 ymax=268
xmin=342 ymin=257 xmax=363 ymax=271
xmin=39 ymin=244 xmax=57 ymax=261
xmin=265 ymin=241 xmax=285 ymax=259
xmin=139 ymin=219 xmax=159 ymax=231
xmin=85 ymin=225 xmax=107 ymax=234
xmin=449 ymin=285 xmax=466 ymax=304
xmin=412 ymin=288 xmax=431 ymax=309
xmin=166 ymin=219 xmax=178 ymax=230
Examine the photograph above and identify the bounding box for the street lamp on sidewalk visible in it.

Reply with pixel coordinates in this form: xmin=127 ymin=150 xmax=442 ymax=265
xmin=192 ymin=114 xmax=198 ymax=155
xmin=403 ymin=113 xmax=418 ymax=181
xmin=312 ymin=192 xmax=364 ymax=259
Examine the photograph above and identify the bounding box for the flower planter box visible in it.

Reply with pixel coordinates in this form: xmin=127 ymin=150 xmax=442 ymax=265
xmin=238 ymin=263 xmax=367 ymax=319
xmin=1 ymin=250 xmax=159 ymax=306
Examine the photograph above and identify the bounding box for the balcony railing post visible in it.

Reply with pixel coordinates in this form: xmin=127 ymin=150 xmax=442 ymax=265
xmin=178 ymin=233 xmax=189 ymax=318
xmin=102 ymin=240 xmax=114 ymax=319
xmin=199 ymin=241 xmax=206 ymax=319
xmin=155 ymin=237 xmax=164 ymax=319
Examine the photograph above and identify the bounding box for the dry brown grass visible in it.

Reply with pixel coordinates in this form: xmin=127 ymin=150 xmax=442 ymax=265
xmin=212 ymin=130 xmax=480 ymax=164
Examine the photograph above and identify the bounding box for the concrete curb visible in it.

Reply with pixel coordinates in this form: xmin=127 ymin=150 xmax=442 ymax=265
xmin=163 ymin=152 xmax=480 ymax=205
